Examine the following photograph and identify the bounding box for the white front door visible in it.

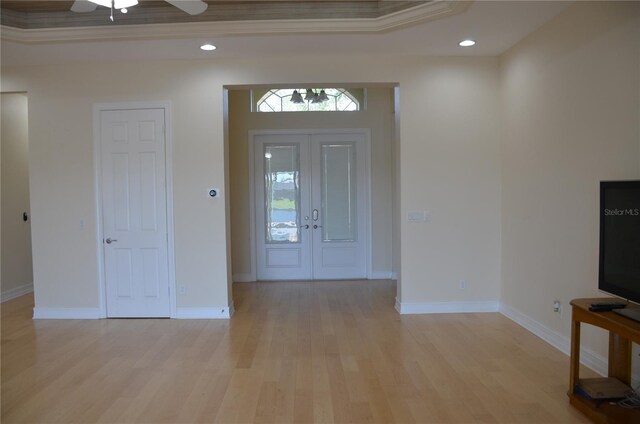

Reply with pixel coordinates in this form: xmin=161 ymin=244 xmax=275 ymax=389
xmin=254 ymin=134 xmax=312 ymax=280
xmin=100 ymin=108 xmax=171 ymax=317
xmin=254 ymin=131 xmax=368 ymax=280
xmin=311 ymin=133 xmax=368 ymax=279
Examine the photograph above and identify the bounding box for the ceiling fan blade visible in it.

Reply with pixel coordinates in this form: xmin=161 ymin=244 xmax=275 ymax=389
xmin=70 ymin=0 xmax=99 ymax=13
xmin=166 ymin=0 xmax=208 ymax=15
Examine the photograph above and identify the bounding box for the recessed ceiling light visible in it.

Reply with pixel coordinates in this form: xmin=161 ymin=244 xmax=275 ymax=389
xmin=459 ymin=39 xmax=476 ymax=47
xmin=200 ymin=44 xmax=217 ymax=51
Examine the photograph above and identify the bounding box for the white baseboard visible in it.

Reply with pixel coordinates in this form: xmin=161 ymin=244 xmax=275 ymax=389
xmin=33 ymin=307 xmax=102 ymax=319
xmin=234 ymin=273 xmax=398 ymax=282
xmin=1 ymin=283 xmax=33 ymax=303
xmin=499 ymin=303 xmax=621 ymax=382
xmin=395 ymin=299 xmax=499 ymax=314
xmin=33 ymin=304 xmax=236 ymax=320
xmin=175 ymin=302 xmax=235 ymax=319
xmin=370 ymin=271 xmax=396 ymax=280
xmin=232 ymin=273 xmax=255 ymax=283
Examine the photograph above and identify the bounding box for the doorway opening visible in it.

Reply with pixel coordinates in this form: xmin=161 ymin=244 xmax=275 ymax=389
xmin=1 ymin=92 xmax=34 ymax=303
xmin=225 ymin=84 xmax=400 ymax=284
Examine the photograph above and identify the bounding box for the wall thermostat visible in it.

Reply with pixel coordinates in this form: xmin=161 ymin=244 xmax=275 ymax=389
xmin=208 ymin=188 xmax=220 ymax=198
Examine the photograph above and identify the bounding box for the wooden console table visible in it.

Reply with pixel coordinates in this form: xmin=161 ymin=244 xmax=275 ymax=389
xmin=569 ymin=298 xmax=640 ymax=423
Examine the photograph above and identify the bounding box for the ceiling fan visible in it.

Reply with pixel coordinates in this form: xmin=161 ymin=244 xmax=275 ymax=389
xmin=71 ymin=0 xmax=209 ymax=17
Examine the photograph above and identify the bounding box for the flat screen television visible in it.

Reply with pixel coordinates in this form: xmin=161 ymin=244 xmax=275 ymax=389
xmin=599 ymin=180 xmax=640 ymax=321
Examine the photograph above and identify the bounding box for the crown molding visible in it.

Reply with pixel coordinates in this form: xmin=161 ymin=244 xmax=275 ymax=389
xmin=1 ymin=1 xmax=471 ymax=44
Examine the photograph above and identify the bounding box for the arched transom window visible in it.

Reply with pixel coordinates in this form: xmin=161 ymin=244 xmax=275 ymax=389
xmin=256 ymin=88 xmax=361 ymax=112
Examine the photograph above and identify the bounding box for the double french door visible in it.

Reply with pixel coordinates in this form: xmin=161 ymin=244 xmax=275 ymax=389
xmin=254 ymin=131 xmax=369 ymax=280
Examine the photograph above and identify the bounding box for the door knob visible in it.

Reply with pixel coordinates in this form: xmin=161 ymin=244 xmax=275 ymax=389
xmin=105 ymin=238 xmax=118 ymax=244
xmin=302 ymin=224 xmax=310 ymax=229
xmin=313 ymin=225 xmax=322 ymax=229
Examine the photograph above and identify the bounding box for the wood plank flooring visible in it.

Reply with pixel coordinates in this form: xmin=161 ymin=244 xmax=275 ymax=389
xmin=1 ymin=280 xmax=592 ymax=423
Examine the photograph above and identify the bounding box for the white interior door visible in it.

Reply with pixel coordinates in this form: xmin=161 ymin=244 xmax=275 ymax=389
xmin=254 ymin=131 xmax=368 ymax=281
xmin=100 ymin=108 xmax=171 ymax=317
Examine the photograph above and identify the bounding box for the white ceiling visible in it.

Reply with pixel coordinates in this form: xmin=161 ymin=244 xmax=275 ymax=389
xmin=1 ymin=1 xmax=572 ymax=67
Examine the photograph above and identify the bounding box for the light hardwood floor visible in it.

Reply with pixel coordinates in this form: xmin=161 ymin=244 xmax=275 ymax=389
xmin=2 ymin=280 xmax=592 ymax=423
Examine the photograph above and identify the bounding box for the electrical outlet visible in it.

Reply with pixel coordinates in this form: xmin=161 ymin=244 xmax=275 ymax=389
xmin=553 ymin=300 xmax=562 ymax=317
xmin=459 ymin=280 xmax=466 ymax=290
xmin=179 ymin=285 xmax=187 ymax=295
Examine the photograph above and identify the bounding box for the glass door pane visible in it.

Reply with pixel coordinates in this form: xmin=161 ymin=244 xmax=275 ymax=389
xmin=264 ymin=144 xmax=301 ymax=244
xmin=321 ymin=143 xmax=357 ymax=242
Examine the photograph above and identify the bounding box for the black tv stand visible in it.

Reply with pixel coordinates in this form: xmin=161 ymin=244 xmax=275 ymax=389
xmin=614 ymin=307 xmax=640 ymax=323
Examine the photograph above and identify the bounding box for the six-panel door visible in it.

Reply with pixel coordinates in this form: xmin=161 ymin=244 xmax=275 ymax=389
xmin=100 ymin=109 xmax=171 ymax=317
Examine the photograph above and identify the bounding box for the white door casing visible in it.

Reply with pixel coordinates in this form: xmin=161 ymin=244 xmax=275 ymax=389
xmin=99 ymin=107 xmax=172 ymax=317
xmin=253 ymin=130 xmax=370 ymax=281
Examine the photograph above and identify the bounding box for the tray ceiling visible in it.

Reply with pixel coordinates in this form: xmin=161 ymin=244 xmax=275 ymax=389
xmin=1 ymin=1 xmax=574 ymax=66
xmin=1 ymin=1 xmax=431 ymax=29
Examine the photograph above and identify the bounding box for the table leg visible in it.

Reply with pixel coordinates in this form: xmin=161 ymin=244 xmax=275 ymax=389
xmin=570 ymin=315 xmax=581 ymax=391
xmin=608 ymin=332 xmax=632 ymax=385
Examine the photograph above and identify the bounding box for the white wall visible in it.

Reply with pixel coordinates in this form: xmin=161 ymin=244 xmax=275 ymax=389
xmin=399 ymin=58 xmax=502 ymax=307
xmin=500 ymin=1 xmax=640 ymax=367
xmin=0 ymin=55 xmax=502 ymax=315
xmin=392 ymin=87 xmax=402 ymax=297
xmin=4 ymin=64 xmax=233 ymax=312
xmin=228 ymin=88 xmax=395 ymax=280
xmin=1 ymin=92 xmax=33 ymax=300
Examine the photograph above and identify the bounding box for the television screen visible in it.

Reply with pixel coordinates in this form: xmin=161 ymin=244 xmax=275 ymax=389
xmin=599 ymin=181 xmax=640 ymax=303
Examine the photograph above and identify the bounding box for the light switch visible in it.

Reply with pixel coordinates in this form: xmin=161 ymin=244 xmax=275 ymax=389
xmin=408 ymin=211 xmax=425 ymax=223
